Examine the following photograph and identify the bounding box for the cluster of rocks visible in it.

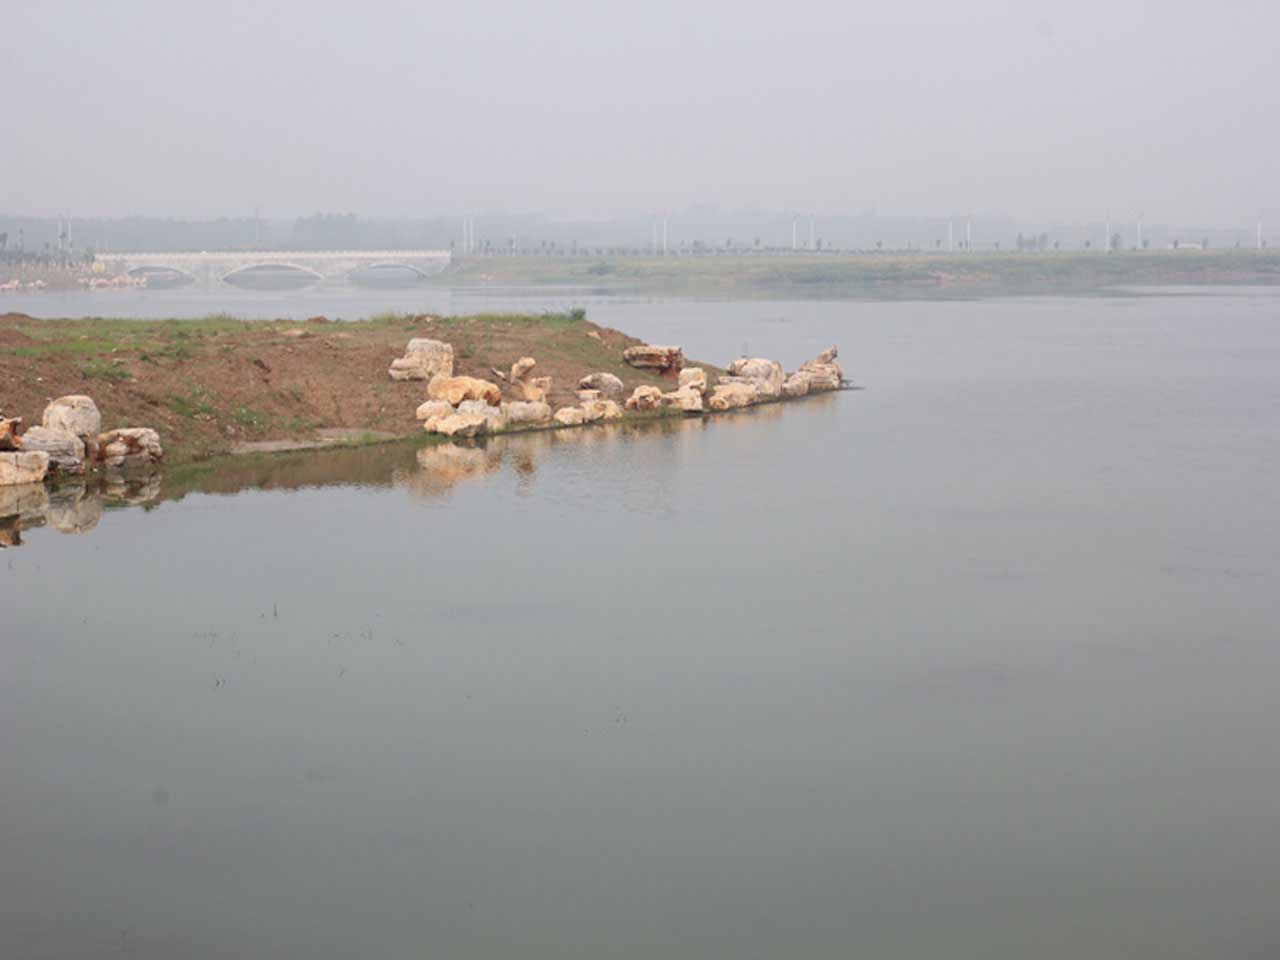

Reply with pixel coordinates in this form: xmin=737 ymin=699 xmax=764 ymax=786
xmin=707 ymin=346 xmax=843 ymax=411
xmin=617 ymin=340 xmax=843 ymax=412
xmin=0 ymin=395 xmax=163 ymax=486
xmin=391 ymin=334 xmax=843 ymax=442
xmin=622 ymin=367 xmax=708 ymax=414
xmin=406 ymin=344 xmax=558 ymax=438
xmin=396 ymin=337 xmax=631 ymax=438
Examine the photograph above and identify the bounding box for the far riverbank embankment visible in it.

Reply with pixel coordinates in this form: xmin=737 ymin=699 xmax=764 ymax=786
xmin=434 ymin=250 xmax=1280 ymax=299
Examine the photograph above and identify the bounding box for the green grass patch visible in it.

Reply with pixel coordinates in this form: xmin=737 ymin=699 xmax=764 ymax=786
xmin=11 ymin=339 xmax=118 ymax=358
xmin=166 ymin=392 xmax=218 ymax=418
xmin=230 ymin=407 xmax=270 ymax=429
xmin=79 ymin=358 xmax=132 ymax=381
xmin=367 ymin=310 xmax=414 ymax=326
xmin=427 ymin=310 xmax=587 ymax=329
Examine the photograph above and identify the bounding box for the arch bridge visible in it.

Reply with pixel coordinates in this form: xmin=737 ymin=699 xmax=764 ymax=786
xmin=99 ymin=250 xmax=451 ymax=287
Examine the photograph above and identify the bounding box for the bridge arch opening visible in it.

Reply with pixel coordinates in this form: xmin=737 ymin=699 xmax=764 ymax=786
xmin=348 ymin=261 xmax=429 ymax=287
xmin=221 ymin=262 xmax=324 ymax=290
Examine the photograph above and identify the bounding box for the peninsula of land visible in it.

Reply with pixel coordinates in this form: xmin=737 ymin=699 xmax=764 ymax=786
xmin=0 ymin=310 xmax=842 ymax=474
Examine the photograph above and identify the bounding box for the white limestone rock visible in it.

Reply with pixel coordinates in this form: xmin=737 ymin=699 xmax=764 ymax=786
xmin=43 ymin=395 xmax=101 ymax=438
xmin=0 ymin=451 xmax=50 ymax=486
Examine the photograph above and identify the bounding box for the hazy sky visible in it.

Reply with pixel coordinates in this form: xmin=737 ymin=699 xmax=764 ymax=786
xmin=4 ymin=1 xmax=1276 ymax=226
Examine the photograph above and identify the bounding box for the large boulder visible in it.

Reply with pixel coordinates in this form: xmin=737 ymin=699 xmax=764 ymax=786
xmin=727 ymin=358 xmax=785 ymax=400
xmin=623 ymin=344 xmax=684 ymax=373
xmin=578 ymin=372 xmax=625 ymax=399
xmin=43 ymin=395 xmax=101 ymax=438
xmin=509 ymin=356 xmax=537 ymax=382
xmin=553 ymin=406 xmax=585 ymax=426
xmin=678 ymin=368 xmax=709 ymax=395
xmin=95 ymin=428 xmax=163 ymax=469
xmin=389 ymin=338 xmax=454 ymax=381
xmin=427 ymin=375 xmax=502 ymax=407
xmin=579 ymin=399 xmax=623 ymax=423
xmin=456 ymin=399 xmax=507 ymax=432
xmin=798 ymin=345 xmax=843 ymax=391
xmin=0 ymin=451 xmax=50 ymax=486
xmin=662 ymin=386 xmax=704 ymax=413
xmin=511 ymin=376 xmax=551 ymax=402
xmin=708 ymin=382 xmax=759 ymax=411
xmin=800 ymin=367 xmax=840 ymax=391
xmin=415 ymin=399 xmax=455 ymax=422
xmin=624 ymin=385 xmax=664 ymax=412
xmin=18 ymin=426 xmax=85 ymax=475
xmin=508 ymin=357 xmax=551 ymax=402
xmin=503 ymin=401 xmax=552 ymax=425
xmin=782 ymin=372 xmax=812 ymax=398
xmin=425 ymin=413 xmax=488 ymax=438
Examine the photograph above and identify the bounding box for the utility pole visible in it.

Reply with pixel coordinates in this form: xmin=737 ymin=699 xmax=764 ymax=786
xmin=792 ymin=218 xmax=798 ymax=252
xmin=662 ymin=217 xmax=668 ymax=256
xmin=651 ymin=219 xmax=657 ymax=256
xmin=809 ymin=216 xmax=815 ymax=251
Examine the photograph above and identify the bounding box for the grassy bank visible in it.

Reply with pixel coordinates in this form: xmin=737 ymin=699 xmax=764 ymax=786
xmin=436 ymin=250 xmax=1280 ymax=298
xmin=0 ymin=310 xmax=718 ymax=464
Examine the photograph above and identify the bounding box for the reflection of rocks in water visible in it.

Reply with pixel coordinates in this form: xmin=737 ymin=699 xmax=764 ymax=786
xmin=549 ymin=421 xmax=624 ymax=451
xmin=496 ymin=431 xmax=552 ymax=482
xmin=0 ymin=472 xmax=162 ymax=546
xmin=403 ymin=413 xmax=727 ymax=503
xmin=407 ymin=431 xmax=562 ymax=498
xmin=47 ymin=483 xmax=104 ymax=534
xmin=406 ymin=442 xmax=506 ymax=498
xmin=0 ymin=483 xmax=50 ymax=546
xmin=97 ymin=472 xmax=162 ymax=506
xmin=0 ymin=482 xmax=51 ymax=522
xmin=404 ymin=414 xmax=728 ymax=503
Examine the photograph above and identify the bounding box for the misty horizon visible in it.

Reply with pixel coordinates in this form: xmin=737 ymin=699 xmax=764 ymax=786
xmin=5 ymin=1 xmax=1276 ymax=229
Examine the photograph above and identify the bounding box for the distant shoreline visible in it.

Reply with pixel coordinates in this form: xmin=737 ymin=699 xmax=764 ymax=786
xmin=4 ymin=250 xmax=1278 ymax=301
xmin=429 ymin=250 xmax=1280 ymax=300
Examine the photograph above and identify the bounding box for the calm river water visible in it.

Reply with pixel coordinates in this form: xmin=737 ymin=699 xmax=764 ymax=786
xmin=4 ymin=288 xmax=1280 ymax=958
